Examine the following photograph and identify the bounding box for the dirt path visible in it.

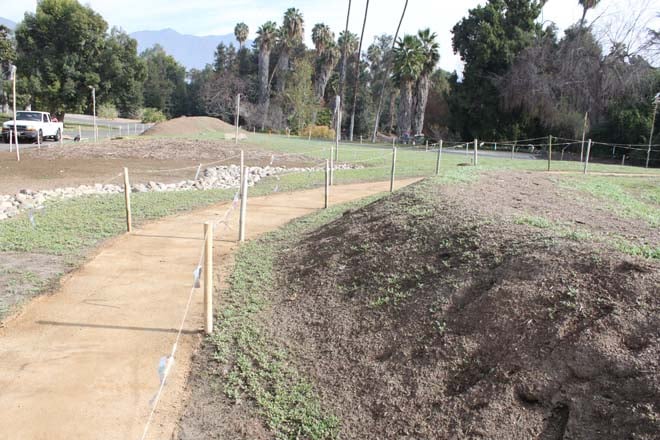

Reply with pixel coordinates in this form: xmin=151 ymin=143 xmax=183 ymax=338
xmin=0 ymin=179 xmax=419 ymax=440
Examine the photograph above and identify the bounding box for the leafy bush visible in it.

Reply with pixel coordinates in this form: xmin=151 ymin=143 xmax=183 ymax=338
xmin=141 ymin=108 xmax=167 ymax=123
xmin=97 ymin=103 xmax=118 ymax=119
xmin=300 ymin=124 xmax=335 ymax=140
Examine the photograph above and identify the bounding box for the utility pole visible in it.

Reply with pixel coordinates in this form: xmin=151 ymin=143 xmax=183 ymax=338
xmin=646 ymin=93 xmax=659 ymax=168
xmin=235 ymin=93 xmax=241 ymax=145
xmin=90 ymin=86 xmax=97 ymax=143
xmin=10 ymin=65 xmax=19 ymax=161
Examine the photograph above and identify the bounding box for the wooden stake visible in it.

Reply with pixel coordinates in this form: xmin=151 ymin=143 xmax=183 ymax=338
xmin=78 ymin=125 xmax=82 ymax=140
xmin=203 ymin=222 xmax=213 ymax=335
xmin=435 ymin=139 xmax=443 ymax=175
xmin=547 ymin=135 xmax=552 ymax=171
xmin=580 ymin=111 xmax=588 ymax=163
xmin=239 ymin=150 xmax=244 ymax=195
xmin=329 ymin=144 xmax=334 ymax=186
xmin=324 ymin=159 xmax=330 ymax=209
xmin=583 ymin=139 xmax=592 ymax=175
xmin=425 ymin=140 xmax=429 ymax=151
xmin=123 ymin=167 xmax=132 ymax=232
xmin=511 ymin=141 xmax=516 ymax=160
xmin=238 ymin=167 xmax=248 ymax=242
xmin=194 ymin=163 xmax=202 ymax=181
xmin=621 ymin=154 xmax=626 ymax=166
xmin=11 ymin=66 xmax=19 ymax=161
xmin=37 ymin=129 xmax=41 ymax=149
xmin=8 ymin=129 xmax=12 ymax=153
xmin=473 ymin=139 xmax=478 ymax=166
xmin=465 ymin=142 xmax=468 ymax=158
xmin=308 ymin=127 xmax=312 ymax=141
xmin=390 ymin=146 xmax=397 ymax=193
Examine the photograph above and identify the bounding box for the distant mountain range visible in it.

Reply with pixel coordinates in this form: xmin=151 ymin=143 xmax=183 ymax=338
xmin=0 ymin=17 xmax=247 ymax=71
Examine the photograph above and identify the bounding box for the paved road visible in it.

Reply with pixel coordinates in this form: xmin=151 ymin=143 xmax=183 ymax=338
xmin=0 ymin=178 xmax=421 ymax=440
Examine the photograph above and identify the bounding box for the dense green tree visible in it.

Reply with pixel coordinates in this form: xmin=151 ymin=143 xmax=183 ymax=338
xmin=412 ymin=29 xmax=439 ymax=135
xmin=450 ymin=0 xmax=545 ymax=139
xmin=284 ymin=57 xmax=318 ymax=132
xmin=141 ymin=45 xmax=187 ymax=118
xmin=311 ymin=24 xmax=339 ymax=105
xmin=15 ymin=0 xmax=108 ymax=119
xmin=99 ymin=28 xmax=146 ymax=117
xmin=392 ymin=34 xmax=424 ymax=137
xmin=0 ymin=25 xmax=16 ymax=113
xmin=214 ymin=42 xmax=237 ymax=73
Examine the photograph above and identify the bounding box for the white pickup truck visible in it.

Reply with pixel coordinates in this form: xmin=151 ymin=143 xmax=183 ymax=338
xmin=2 ymin=111 xmax=63 ymax=143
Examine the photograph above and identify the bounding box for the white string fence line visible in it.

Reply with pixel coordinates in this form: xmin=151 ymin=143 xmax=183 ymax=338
xmin=139 ymin=192 xmax=240 ymax=440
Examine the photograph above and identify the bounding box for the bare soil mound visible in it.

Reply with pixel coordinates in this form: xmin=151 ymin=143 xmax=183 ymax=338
xmin=142 ymin=116 xmax=239 ymax=137
xmin=270 ymin=180 xmax=659 ymax=439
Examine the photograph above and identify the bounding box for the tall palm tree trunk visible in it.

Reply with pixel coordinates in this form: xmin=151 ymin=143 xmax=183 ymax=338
xmin=275 ymin=50 xmax=289 ymax=93
xmin=412 ymin=73 xmax=430 ymax=135
xmin=371 ymin=0 xmax=409 ymax=142
xmin=337 ymin=0 xmax=352 ymax=116
xmin=258 ymin=50 xmax=271 ymax=129
xmin=397 ymin=81 xmax=413 ymax=137
xmin=349 ymin=0 xmax=369 ymax=141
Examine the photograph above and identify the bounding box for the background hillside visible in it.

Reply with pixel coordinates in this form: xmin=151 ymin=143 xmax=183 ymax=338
xmin=0 ymin=17 xmax=246 ymax=70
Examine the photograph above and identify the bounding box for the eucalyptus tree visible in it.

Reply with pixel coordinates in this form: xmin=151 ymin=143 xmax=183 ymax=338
xmin=274 ymin=8 xmax=304 ymax=93
xmin=412 ymin=29 xmax=439 ymax=135
xmin=234 ymin=22 xmax=249 ymax=49
xmin=392 ymin=34 xmax=424 ymax=137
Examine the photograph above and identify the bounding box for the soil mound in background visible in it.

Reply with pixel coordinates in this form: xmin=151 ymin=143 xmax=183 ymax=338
xmin=141 ymin=116 xmax=239 ymax=137
xmin=272 ymin=180 xmax=659 ymax=439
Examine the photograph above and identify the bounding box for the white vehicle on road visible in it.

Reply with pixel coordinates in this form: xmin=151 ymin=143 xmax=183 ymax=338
xmin=2 ymin=111 xmax=63 ymax=143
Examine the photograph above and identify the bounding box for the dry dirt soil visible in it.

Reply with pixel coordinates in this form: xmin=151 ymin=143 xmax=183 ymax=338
xmin=180 ymin=172 xmax=659 ymax=439
xmin=0 ymin=138 xmax=315 ymax=195
xmin=142 ymin=115 xmax=240 ymax=137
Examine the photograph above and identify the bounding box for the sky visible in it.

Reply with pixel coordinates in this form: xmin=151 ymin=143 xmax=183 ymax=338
xmin=2 ymin=0 xmax=658 ymax=72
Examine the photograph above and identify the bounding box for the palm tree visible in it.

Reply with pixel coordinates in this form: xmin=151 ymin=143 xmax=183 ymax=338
xmin=234 ymin=22 xmax=249 ymax=50
xmin=371 ymin=0 xmax=409 ymax=142
xmin=348 ymin=0 xmax=370 ymax=141
xmin=392 ymin=34 xmax=424 ymax=137
xmin=412 ymin=29 xmax=439 ymax=135
xmin=337 ymin=30 xmax=359 ymax=101
xmin=274 ymin=8 xmax=304 ymax=93
xmin=578 ymin=0 xmax=600 ymax=30
xmin=311 ymin=24 xmax=338 ymax=101
xmin=256 ymin=21 xmax=277 ymax=128
xmin=337 ymin=0 xmax=352 ymax=112
xmin=312 ymin=23 xmax=333 ymax=55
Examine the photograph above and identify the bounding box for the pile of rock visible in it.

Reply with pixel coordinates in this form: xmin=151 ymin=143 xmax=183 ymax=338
xmin=0 ymin=163 xmax=358 ymax=221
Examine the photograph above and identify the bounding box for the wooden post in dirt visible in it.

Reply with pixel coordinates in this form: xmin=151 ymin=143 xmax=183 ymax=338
xmin=329 ymin=144 xmax=334 ymax=186
xmin=194 ymin=163 xmax=202 ymax=181
xmin=580 ymin=111 xmax=588 ymax=163
xmin=621 ymin=154 xmax=626 ymax=166
xmin=465 ymin=142 xmax=468 ymax=158
xmin=239 ymin=150 xmax=244 ymax=195
xmin=583 ymin=139 xmax=592 ymax=175
xmin=324 ymin=159 xmax=330 ymax=209
xmin=123 ymin=167 xmax=132 ymax=232
xmin=473 ymin=139 xmax=478 ymax=166
xmin=203 ymin=221 xmax=213 ymax=335
xmin=547 ymin=135 xmax=552 ymax=171
xmin=435 ymin=139 xmax=443 ymax=175
xmin=37 ymin=128 xmax=41 ymax=149
xmin=78 ymin=125 xmax=82 ymax=140
xmin=511 ymin=141 xmax=516 ymax=160
xmin=390 ymin=146 xmax=397 ymax=193
xmin=308 ymin=127 xmax=312 ymax=141
xmin=238 ymin=167 xmax=248 ymax=242
xmin=234 ymin=93 xmax=241 ymax=145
